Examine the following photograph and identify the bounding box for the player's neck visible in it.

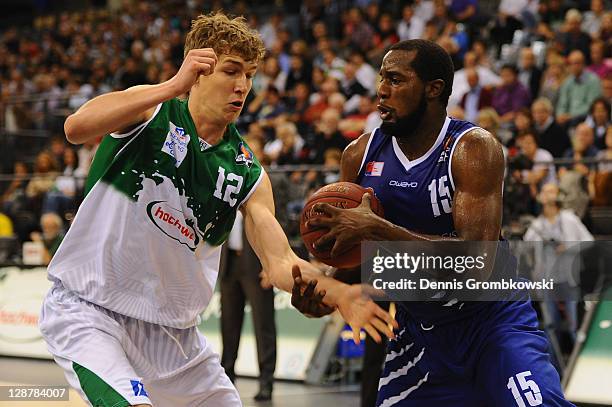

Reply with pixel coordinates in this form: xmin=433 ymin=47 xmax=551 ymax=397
xmin=396 ymin=110 xmax=446 ymax=161
xmin=188 ymin=98 xmax=227 ymax=145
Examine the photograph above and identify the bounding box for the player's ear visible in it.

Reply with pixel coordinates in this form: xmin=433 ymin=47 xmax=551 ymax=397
xmin=426 ymin=79 xmax=445 ymax=100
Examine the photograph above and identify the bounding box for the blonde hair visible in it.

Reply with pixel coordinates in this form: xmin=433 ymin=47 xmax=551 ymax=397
xmin=184 ymin=12 xmax=265 ymax=63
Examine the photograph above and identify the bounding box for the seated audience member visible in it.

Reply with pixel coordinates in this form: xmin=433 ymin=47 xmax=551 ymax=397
xmin=562 ymin=122 xmax=600 ymax=172
xmin=587 ymin=40 xmax=612 ymax=80
xmin=532 ymin=97 xmax=572 ymax=158
xmin=29 ymin=212 xmax=65 ymax=265
xmin=301 ymin=108 xmax=348 ymax=164
xmin=26 ymin=151 xmax=60 ymax=212
xmin=339 ymin=96 xmax=376 ymax=140
xmin=539 ymin=53 xmax=568 ymax=108
xmin=558 ymin=9 xmax=592 ymax=62
xmin=450 ymin=51 xmax=501 ymax=108
xmin=459 ymin=68 xmax=493 ymax=123
xmin=556 ymin=50 xmax=602 ymax=126
xmin=397 ymin=4 xmax=425 ymax=41
xmin=596 ymin=126 xmax=612 ymax=173
xmin=585 ymin=97 xmax=611 ymax=149
xmin=264 ymin=121 xmax=304 ymax=166
xmin=516 ymin=132 xmax=557 ymax=196
xmin=492 ymin=64 xmax=532 ymax=124
xmin=518 ymin=47 xmax=543 ymax=99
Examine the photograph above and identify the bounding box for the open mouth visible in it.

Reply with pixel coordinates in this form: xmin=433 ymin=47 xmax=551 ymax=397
xmin=377 ymin=104 xmax=394 ymax=121
xmin=230 ymin=101 xmax=243 ymax=108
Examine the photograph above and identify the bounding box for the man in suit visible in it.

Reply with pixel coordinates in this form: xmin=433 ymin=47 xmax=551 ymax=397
xmin=459 ymin=68 xmax=493 ymax=123
xmin=220 ymin=212 xmax=277 ymax=402
xmin=532 ymin=97 xmax=571 ymax=158
xmin=518 ymin=47 xmax=543 ymax=99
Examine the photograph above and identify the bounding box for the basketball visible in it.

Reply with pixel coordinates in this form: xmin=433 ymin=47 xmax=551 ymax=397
xmin=300 ymin=182 xmax=384 ymax=268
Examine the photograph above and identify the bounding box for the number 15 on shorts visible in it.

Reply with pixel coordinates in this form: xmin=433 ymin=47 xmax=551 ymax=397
xmin=507 ymin=371 xmax=542 ymax=406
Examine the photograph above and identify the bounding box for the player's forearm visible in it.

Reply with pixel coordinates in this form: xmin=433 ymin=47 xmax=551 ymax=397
xmin=64 ymin=80 xmax=179 ymax=144
xmin=364 ymin=215 xmax=459 ymax=242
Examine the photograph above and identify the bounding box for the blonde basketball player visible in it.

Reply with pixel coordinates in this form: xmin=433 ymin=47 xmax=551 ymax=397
xmin=39 ymin=12 xmax=396 ymax=407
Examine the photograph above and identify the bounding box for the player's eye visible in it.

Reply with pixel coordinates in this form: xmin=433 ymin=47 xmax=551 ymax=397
xmin=225 ymin=70 xmax=236 ymax=76
xmin=391 ymin=77 xmax=401 ymax=85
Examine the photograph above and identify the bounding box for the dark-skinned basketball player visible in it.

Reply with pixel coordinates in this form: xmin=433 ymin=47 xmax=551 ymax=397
xmin=292 ymin=40 xmax=574 ymax=407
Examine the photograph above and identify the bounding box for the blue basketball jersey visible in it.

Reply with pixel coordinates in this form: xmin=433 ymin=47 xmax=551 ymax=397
xmin=356 ymin=117 xmax=482 ymax=324
xmin=357 ymin=117 xmax=475 ymax=237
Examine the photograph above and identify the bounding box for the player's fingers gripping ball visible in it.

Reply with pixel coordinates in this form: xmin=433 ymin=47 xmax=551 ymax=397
xmin=300 ymin=182 xmax=384 ymax=268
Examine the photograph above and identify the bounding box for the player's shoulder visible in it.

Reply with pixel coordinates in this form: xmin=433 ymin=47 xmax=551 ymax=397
xmin=343 ymin=131 xmax=373 ymax=162
xmin=454 ymin=127 xmax=502 ymax=157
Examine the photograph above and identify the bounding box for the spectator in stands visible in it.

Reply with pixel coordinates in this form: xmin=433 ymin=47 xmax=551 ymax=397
xmin=26 ymin=151 xmax=59 ymax=210
xmin=539 ymin=52 xmax=568 ymax=108
xmin=285 ymin=55 xmax=311 ymax=93
xmin=492 ymin=64 xmax=532 ymax=124
xmin=29 ymin=212 xmax=65 ymax=265
xmin=116 ymin=57 xmax=147 ymax=90
xmin=341 ymin=61 xmax=369 ymax=111
xmin=347 ymin=49 xmax=377 ymax=95
xmin=518 ymin=47 xmax=543 ymax=100
xmin=339 ymin=96 xmax=377 ymax=140
xmin=513 ymin=109 xmax=534 ymax=141
xmin=558 ymin=9 xmax=592 ymax=62
xmin=369 ymin=13 xmax=399 ymax=64
xmin=254 ymin=56 xmax=287 ymax=95
xmin=450 ymin=51 xmax=501 ymax=108
xmin=582 ymin=0 xmax=606 ymax=38
xmin=397 ymin=4 xmax=425 ymax=41
xmin=532 ymin=97 xmax=572 ymax=158
xmin=562 ymin=122 xmax=600 ymax=171
xmin=596 ymin=125 xmax=612 ymax=172
xmin=264 ymin=121 xmax=304 ymax=166
xmin=524 ymin=183 xmax=593 ymax=345
xmin=585 ymin=97 xmax=611 ymax=149
xmin=344 ymin=7 xmax=375 ymax=52
xmin=247 ymin=85 xmax=286 ymax=132
xmin=302 ymin=108 xmax=348 ymax=164
xmin=460 ymin=68 xmax=493 ymax=124
xmin=556 ymin=50 xmax=602 ymax=126
xmin=587 ymin=40 xmax=612 ymax=80
xmin=517 ymin=132 xmax=557 ymax=195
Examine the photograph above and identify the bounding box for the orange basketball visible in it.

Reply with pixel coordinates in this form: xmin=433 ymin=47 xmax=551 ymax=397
xmin=300 ymin=182 xmax=384 ymax=268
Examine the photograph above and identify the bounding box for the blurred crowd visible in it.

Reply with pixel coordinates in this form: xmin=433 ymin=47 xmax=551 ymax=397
xmin=0 ymin=0 xmax=611 ymax=260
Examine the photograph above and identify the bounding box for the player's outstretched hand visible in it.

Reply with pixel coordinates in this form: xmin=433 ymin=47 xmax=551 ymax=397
xmin=291 ymin=266 xmax=335 ymax=318
xmin=170 ymin=48 xmax=218 ymax=96
xmin=307 ymin=193 xmax=379 ymax=257
xmin=336 ymin=284 xmax=398 ymax=344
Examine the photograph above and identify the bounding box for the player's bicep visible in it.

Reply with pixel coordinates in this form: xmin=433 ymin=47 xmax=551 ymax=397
xmin=451 ymin=129 xmax=504 ymax=241
xmin=340 ymin=133 xmax=371 ymax=182
xmin=111 ymin=105 xmax=158 ymax=138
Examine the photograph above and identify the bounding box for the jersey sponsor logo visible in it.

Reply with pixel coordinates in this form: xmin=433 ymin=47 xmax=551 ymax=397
xmin=130 ymin=380 xmax=148 ymax=397
xmin=146 ymin=200 xmax=200 ymax=251
xmin=162 ymin=121 xmax=190 ymax=167
xmin=365 ymin=161 xmax=384 ymax=176
xmin=235 ymin=142 xmax=254 ymax=167
xmin=389 ymin=180 xmax=418 ymax=188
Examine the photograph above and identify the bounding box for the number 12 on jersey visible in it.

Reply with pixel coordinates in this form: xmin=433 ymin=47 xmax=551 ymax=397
xmin=428 ymin=176 xmax=452 ymax=217
xmin=213 ymin=166 xmax=243 ymax=207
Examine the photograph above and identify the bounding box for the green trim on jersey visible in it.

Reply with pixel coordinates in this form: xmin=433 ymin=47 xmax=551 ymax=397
xmin=84 ymin=98 xmax=263 ymax=247
xmin=72 ymin=362 xmax=131 ymax=407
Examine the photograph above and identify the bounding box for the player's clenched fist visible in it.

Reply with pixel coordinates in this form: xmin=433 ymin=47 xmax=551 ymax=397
xmin=169 ymin=48 xmax=218 ymax=95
